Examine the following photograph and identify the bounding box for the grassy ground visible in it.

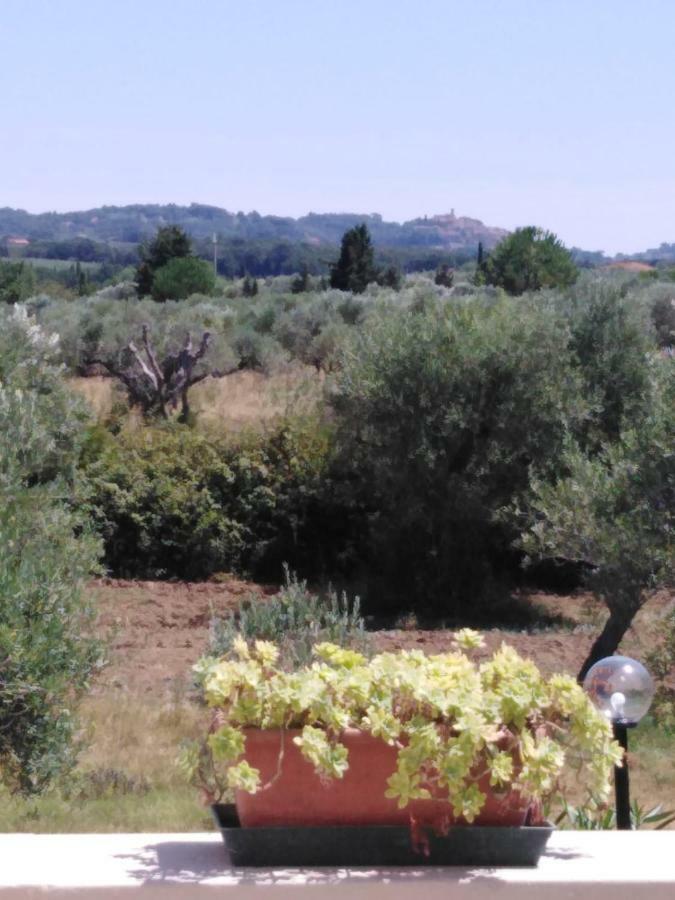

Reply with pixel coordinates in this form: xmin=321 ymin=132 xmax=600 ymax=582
xmin=0 ymin=694 xmax=212 ymax=832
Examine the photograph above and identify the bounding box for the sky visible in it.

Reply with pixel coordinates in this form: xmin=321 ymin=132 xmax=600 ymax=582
xmin=2 ymin=0 xmax=675 ymax=254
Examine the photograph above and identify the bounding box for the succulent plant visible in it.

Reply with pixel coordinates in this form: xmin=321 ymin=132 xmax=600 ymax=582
xmin=181 ymin=631 xmax=622 ymax=822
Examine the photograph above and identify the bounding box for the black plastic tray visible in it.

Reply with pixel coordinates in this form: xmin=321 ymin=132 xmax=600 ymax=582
xmin=211 ymin=804 xmax=553 ymax=867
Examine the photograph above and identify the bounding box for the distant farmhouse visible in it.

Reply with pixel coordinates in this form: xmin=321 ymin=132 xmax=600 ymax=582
xmin=5 ymin=236 xmax=30 ymax=258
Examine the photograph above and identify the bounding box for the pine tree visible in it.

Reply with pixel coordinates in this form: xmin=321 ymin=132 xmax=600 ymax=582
xmin=480 ymin=227 xmax=578 ymax=295
xmin=136 ymin=226 xmax=192 ymax=297
xmin=474 ymin=242 xmax=487 ymax=285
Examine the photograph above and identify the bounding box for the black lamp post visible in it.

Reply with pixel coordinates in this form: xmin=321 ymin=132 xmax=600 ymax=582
xmin=583 ymin=656 xmax=654 ymax=830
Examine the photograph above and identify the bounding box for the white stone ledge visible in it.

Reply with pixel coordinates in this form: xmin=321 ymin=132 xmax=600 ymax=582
xmin=0 ymin=831 xmax=673 ymax=898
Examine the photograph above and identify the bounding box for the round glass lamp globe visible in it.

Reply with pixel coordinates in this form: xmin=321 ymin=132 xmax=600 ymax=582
xmin=583 ymin=656 xmax=654 ymax=726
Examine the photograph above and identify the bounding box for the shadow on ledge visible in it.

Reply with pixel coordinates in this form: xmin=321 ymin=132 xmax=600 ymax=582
xmin=115 ymin=840 xmax=585 ymax=887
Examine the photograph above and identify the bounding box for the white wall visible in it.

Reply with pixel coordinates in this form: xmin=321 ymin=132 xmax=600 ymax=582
xmin=0 ymin=831 xmax=673 ymax=898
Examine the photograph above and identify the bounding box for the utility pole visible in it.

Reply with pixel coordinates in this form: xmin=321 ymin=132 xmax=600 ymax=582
xmin=212 ymin=232 xmax=218 ymax=278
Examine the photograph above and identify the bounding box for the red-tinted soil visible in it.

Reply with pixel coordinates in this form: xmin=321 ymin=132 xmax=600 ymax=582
xmin=91 ymin=579 xmax=674 ymax=697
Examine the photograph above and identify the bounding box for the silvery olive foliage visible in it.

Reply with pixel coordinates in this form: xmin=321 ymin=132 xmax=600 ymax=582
xmin=521 ymin=360 xmax=674 ymax=680
xmin=37 ymin=294 xmax=241 ymax=378
xmin=208 ymin=566 xmax=369 ymax=670
xmin=0 ymin=306 xmax=103 ymax=793
xmin=328 ymin=293 xmax=587 ymax=614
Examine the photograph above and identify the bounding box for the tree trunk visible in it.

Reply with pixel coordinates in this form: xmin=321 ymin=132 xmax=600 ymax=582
xmin=577 ymin=608 xmax=635 ymax=683
xmin=178 ymin=388 xmax=190 ymax=423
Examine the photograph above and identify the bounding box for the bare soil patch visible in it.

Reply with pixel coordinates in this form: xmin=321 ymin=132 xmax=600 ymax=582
xmin=605 ymin=261 xmax=656 ymax=272
xmin=91 ymin=580 xmax=674 ymax=696
xmin=91 ymin=578 xmax=276 ymax=695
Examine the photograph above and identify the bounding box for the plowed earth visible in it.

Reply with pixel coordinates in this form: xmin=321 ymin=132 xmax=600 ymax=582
xmin=91 ymin=579 xmax=674 ymax=697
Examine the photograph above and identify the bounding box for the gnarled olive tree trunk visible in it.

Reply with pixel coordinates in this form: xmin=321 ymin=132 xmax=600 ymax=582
xmin=92 ymin=324 xmax=236 ymax=421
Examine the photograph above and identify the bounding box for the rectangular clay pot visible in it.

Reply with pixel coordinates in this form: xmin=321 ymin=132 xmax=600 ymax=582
xmin=234 ymin=728 xmax=529 ymax=829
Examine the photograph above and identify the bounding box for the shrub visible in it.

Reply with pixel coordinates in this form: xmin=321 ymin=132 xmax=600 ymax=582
xmin=80 ymin=426 xmax=252 ymax=578
xmin=650 ymin=292 xmax=675 ymax=348
xmin=0 ymin=307 xmax=102 ymax=793
xmin=0 ymin=495 xmax=102 ymax=793
xmin=272 ymin=295 xmax=337 ymax=363
xmin=208 ymin=567 xmax=369 ymax=670
xmin=646 ymin=606 xmax=675 ymax=729
xmin=80 ymin=417 xmax=342 ymax=580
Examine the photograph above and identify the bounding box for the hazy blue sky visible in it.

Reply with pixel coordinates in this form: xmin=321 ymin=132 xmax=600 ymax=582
xmin=2 ymin=0 xmax=674 ymax=253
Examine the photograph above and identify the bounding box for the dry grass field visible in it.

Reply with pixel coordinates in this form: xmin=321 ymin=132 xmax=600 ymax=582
xmin=69 ymin=367 xmax=323 ymax=431
xmin=1 ymin=579 xmax=672 ymax=832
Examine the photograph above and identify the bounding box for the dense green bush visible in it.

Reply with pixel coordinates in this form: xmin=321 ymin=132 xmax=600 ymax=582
xmin=329 ymin=295 xmax=586 ymax=616
xmin=0 ymin=307 xmax=102 ymax=793
xmin=80 ymin=426 xmax=251 ymax=577
xmin=80 ymin=417 xmax=343 ymax=580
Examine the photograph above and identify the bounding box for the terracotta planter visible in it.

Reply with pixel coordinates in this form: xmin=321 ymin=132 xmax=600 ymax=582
xmin=234 ymin=728 xmax=530 ymax=829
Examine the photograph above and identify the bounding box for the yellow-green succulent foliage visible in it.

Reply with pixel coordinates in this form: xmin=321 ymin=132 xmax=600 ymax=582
xmin=183 ymin=632 xmax=622 ymax=822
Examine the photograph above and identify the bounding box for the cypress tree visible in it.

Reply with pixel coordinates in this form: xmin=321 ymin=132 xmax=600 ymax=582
xmin=330 ymin=224 xmax=378 ymax=293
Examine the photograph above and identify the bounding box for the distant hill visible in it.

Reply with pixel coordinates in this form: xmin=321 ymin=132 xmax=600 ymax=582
xmin=6 ymin=204 xmax=667 ymax=277
xmin=0 ymin=204 xmax=508 ymax=252
xmin=616 ymin=243 xmax=675 ymax=264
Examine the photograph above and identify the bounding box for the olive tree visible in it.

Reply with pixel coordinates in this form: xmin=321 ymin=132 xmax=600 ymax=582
xmin=521 ymin=362 xmax=674 ymax=681
xmin=92 ymin=322 xmax=235 ymax=421
xmin=330 ymin=295 xmax=586 ymax=615
xmin=39 ymin=296 xmax=248 ymax=420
